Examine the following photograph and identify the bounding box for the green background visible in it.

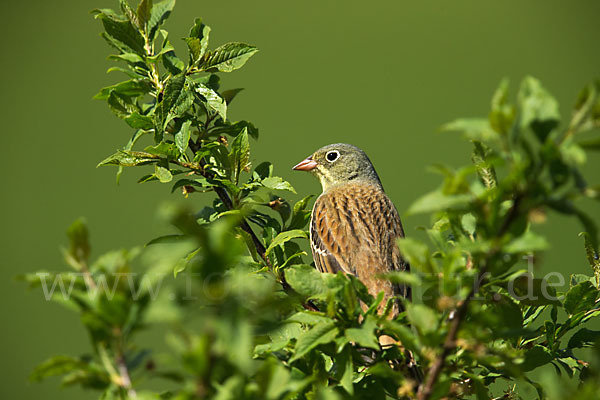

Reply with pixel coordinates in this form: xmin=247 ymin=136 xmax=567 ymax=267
xmin=2 ymin=1 xmax=599 ymax=398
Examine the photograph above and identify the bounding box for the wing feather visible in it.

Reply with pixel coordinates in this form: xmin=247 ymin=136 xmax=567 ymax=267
xmin=309 ymin=183 xmax=410 ymax=307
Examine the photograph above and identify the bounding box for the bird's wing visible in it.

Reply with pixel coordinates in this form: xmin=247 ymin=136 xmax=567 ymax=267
xmin=310 ymin=183 xmax=409 ymax=301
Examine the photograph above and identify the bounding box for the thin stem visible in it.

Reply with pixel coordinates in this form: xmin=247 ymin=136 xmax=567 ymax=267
xmin=142 ymin=30 xmax=162 ymax=96
xmin=116 ymin=352 xmax=137 ymax=399
xmin=188 ymin=140 xmax=272 ymax=268
xmin=213 ymin=184 xmax=270 ymax=264
xmin=115 ymin=326 xmax=137 ymax=399
xmin=64 ymin=250 xmax=97 ymax=291
xmin=80 ymin=260 xmax=97 ymax=291
xmin=187 ymin=140 xmax=318 ymax=311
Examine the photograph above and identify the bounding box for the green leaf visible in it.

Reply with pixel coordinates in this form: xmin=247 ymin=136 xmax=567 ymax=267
xmin=212 ymin=178 xmax=240 ymax=197
xmin=195 ymin=83 xmax=227 ymax=121
xmin=146 ymin=234 xmax=187 ymax=246
xmin=107 ymin=53 xmax=146 ymax=69
xmin=148 ymin=0 xmax=175 ymax=40
xmin=162 ymin=48 xmax=184 ymax=74
xmin=266 ymin=230 xmax=307 ymax=257
xmin=278 ymin=250 xmax=307 ymax=269
xmin=174 ymin=120 xmax=192 ymax=155
xmin=556 ymin=357 xmax=580 ymax=378
xmin=190 ymin=73 xmax=220 ymax=90
xmin=221 ymin=88 xmax=244 ymax=104
xmin=509 ymin=275 xmax=561 ymax=306
xmin=441 ymin=118 xmax=499 ymax=143
xmin=396 ymin=238 xmax=434 ymax=273
xmin=171 ymin=177 xmax=214 ymax=194
xmin=146 ymin=33 xmax=177 ymax=62
xmin=262 ymin=176 xmax=296 ymax=193
xmin=155 ymin=164 xmax=173 ymax=183
xmin=229 ymin=127 xmax=250 ymax=184
xmin=290 ymin=321 xmax=339 ymax=362
xmin=66 ymin=218 xmax=90 ymax=264
xmin=154 ymin=73 xmax=189 ymax=140
xmin=580 ymin=232 xmax=600 ymax=287
xmin=518 ymin=76 xmax=560 ymax=141
xmin=489 ymin=77 xmax=516 ymax=136
xmin=568 ymin=328 xmax=600 ymax=348
xmin=158 ymin=30 xmax=184 ymax=74
xmin=379 ymin=271 xmax=422 ymax=287
xmin=200 ymin=42 xmax=258 ymax=73
xmin=94 ymin=79 xmax=150 ymax=100
xmin=97 ymin=150 xmax=158 ymax=167
xmin=521 ymin=345 xmax=553 ymax=371
xmin=406 ymin=304 xmax=438 ymax=334
xmin=136 ymin=0 xmax=152 ymax=28
xmin=211 ymin=120 xmax=259 ymax=139
xmin=116 ymin=130 xmax=148 ymax=183
xmin=574 ymin=209 xmax=598 ymax=250
xmin=107 ymin=90 xmax=137 ymax=118
xmin=471 ymin=140 xmax=497 ymax=188
xmin=171 ymin=89 xmax=195 ymax=118
xmin=578 ymin=136 xmax=600 ymax=151
xmin=144 ymin=143 xmax=179 ymax=159
xmin=564 ymin=281 xmax=599 ymax=316
xmin=570 ymin=80 xmax=600 ymax=134
xmin=560 ymin=141 xmax=587 ymax=166
xmin=286 ymin=311 xmax=330 ymax=326
xmin=263 ymin=363 xmax=292 ymax=399
xmin=570 ymin=273 xmax=596 ymax=287
xmin=185 ymin=18 xmax=211 ymax=65
xmin=287 ymin=195 xmax=314 ymax=230
xmin=505 ymin=231 xmax=549 ymax=253
xmin=30 ymin=356 xmax=92 ymax=382
xmin=486 ymin=293 xmax=523 ymax=333
xmin=285 ymin=264 xmax=329 ymax=298
xmin=119 ymin=0 xmax=140 ymax=28
xmin=344 ymin=315 xmax=379 ymax=350
xmin=252 ymin=161 xmax=272 ymax=180
xmin=381 ymin=320 xmax=421 ymax=355
xmin=124 ymin=112 xmax=154 ymax=130
xmin=94 ymin=10 xmax=146 ymax=55
xmin=335 ymin=346 xmax=354 ymax=395
xmin=407 ymin=189 xmax=471 ymax=215
xmin=461 ymin=213 xmax=477 ymax=236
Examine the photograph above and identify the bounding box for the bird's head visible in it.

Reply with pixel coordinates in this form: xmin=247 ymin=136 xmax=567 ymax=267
xmin=292 ymin=143 xmax=382 ymax=192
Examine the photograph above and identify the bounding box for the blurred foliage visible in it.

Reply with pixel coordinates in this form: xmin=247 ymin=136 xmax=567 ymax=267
xmin=21 ymin=1 xmax=600 ymax=399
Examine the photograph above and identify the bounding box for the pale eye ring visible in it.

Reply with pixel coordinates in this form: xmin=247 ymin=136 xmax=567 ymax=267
xmin=326 ymin=150 xmax=340 ymax=163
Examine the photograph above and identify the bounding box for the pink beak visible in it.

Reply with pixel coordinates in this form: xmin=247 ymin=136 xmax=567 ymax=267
xmin=292 ymin=157 xmax=317 ymax=171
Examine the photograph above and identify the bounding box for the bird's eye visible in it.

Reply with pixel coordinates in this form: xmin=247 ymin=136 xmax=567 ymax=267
xmin=326 ymin=150 xmax=340 ymax=163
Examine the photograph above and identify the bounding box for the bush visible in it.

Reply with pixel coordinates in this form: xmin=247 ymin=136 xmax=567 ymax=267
xmin=21 ymin=1 xmax=600 ymax=399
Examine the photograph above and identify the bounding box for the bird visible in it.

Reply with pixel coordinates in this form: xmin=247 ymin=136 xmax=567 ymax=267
xmin=292 ymin=143 xmax=410 ymax=319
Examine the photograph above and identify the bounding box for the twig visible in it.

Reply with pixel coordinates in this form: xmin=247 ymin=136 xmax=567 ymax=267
xmin=214 ymin=185 xmax=271 ymax=266
xmin=416 ymin=265 xmax=489 ymax=400
xmin=417 ymin=196 xmax=522 ymax=400
xmin=188 ymin=138 xmax=318 ymax=311
xmin=98 ymin=342 xmax=137 ymax=399
xmin=188 ymin=138 xmax=271 ymax=267
xmin=116 ymin=352 xmax=137 ymax=399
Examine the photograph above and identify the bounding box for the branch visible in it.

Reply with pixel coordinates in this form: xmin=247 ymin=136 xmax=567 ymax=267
xmin=188 ymin=139 xmax=318 ymax=311
xmin=416 ymin=266 xmax=489 ymax=400
xmin=417 ymin=195 xmax=522 ymax=400
xmin=116 ymin=352 xmax=137 ymax=399
xmin=188 ymin=139 xmax=271 ymax=267
xmin=214 ymin=185 xmax=271 ymax=265
xmin=98 ymin=341 xmax=137 ymax=399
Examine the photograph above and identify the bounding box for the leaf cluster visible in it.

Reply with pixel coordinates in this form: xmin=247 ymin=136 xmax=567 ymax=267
xmin=22 ymin=1 xmax=600 ymax=400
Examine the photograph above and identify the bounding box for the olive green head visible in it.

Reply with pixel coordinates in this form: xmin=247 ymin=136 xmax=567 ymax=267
xmin=293 ymin=143 xmax=382 ymax=192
